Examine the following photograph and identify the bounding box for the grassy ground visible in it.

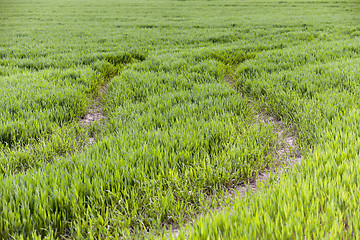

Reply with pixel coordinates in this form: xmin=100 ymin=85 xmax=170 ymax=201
xmin=0 ymin=0 xmax=359 ymax=238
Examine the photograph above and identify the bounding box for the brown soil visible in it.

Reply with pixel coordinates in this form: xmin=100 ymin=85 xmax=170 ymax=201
xmin=80 ymin=84 xmax=108 ymax=145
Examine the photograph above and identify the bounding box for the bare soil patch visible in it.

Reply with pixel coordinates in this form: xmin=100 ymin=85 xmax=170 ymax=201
xmin=80 ymin=83 xmax=108 ymax=145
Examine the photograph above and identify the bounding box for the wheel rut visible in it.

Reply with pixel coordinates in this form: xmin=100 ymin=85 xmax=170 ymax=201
xmin=167 ymin=74 xmax=302 ymax=239
xmin=80 ymin=82 xmax=108 ymax=145
xmin=223 ymin=73 xmax=302 ymax=196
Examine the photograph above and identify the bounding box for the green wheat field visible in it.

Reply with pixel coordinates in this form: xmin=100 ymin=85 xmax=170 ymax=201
xmin=0 ymin=0 xmax=359 ymax=238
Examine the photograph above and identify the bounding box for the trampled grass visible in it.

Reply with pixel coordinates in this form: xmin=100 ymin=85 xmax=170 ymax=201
xmin=0 ymin=0 xmax=359 ymax=238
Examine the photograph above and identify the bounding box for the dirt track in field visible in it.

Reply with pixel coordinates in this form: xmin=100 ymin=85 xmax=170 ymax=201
xmin=80 ymin=73 xmax=302 ymax=239
xmin=80 ymin=83 xmax=108 ymax=145
xmin=168 ymin=74 xmax=302 ymax=239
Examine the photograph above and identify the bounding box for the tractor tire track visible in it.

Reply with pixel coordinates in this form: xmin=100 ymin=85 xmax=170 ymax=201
xmin=80 ymin=82 xmax=108 ymax=145
xmin=167 ymin=74 xmax=302 ymax=239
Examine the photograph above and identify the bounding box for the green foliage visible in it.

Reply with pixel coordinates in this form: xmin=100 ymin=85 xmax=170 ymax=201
xmin=0 ymin=52 xmax=278 ymax=238
xmin=0 ymin=0 xmax=359 ymax=238
xmin=174 ymin=0 xmax=360 ymax=239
